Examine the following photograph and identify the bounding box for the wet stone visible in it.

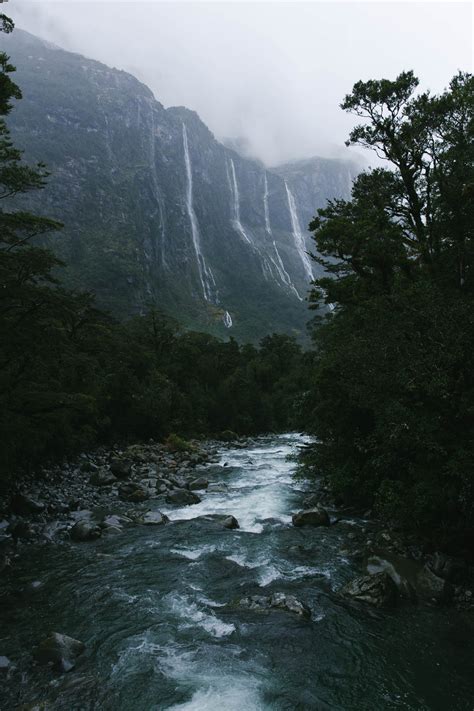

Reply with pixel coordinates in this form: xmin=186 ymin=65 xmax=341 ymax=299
xmin=33 ymin=632 xmax=85 ymax=673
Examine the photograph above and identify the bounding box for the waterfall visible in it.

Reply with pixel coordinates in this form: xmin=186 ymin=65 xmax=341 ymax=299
xmin=150 ymin=109 xmax=167 ymax=270
xmin=285 ymin=182 xmax=314 ymax=282
xmin=223 ymin=310 xmax=233 ymax=328
xmin=263 ymin=172 xmax=272 ymax=236
xmin=226 ymin=158 xmax=274 ymax=280
xmin=263 ymin=173 xmax=303 ymax=301
xmin=182 ymin=124 xmax=217 ymax=302
xmin=228 ymin=159 xmax=252 ymax=245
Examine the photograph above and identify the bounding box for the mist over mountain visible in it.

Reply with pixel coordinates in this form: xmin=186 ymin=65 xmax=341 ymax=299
xmin=1 ymin=29 xmax=360 ymax=340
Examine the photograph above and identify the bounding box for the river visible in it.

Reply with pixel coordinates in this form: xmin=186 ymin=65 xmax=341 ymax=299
xmin=1 ymin=434 xmax=473 ymax=710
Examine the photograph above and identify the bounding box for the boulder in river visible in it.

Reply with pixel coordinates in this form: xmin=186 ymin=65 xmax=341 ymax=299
xmin=340 ymin=572 xmax=398 ymax=607
xmin=292 ymin=506 xmax=330 ymax=527
xmin=237 ymin=593 xmax=311 ymax=618
xmin=415 ymin=563 xmax=453 ymax=604
xmin=188 ymin=477 xmax=208 ymax=491
xmin=137 ymin=511 xmax=169 ymax=525
xmin=70 ymin=521 xmax=102 ymax=542
xmin=166 ymin=489 xmax=201 ymax=506
xmin=0 ymin=655 xmax=11 ymax=671
xmin=222 ymin=515 xmax=239 ymax=529
xmin=89 ymin=469 xmax=117 ymax=487
xmin=109 ymin=457 xmax=132 ymax=479
xmin=33 ymin=632 xmax=85 ymax=672
xmin=118 ymin=483 xmax=149 ymax=502
xmin=367 ymin=553 xmax=420 ymax=600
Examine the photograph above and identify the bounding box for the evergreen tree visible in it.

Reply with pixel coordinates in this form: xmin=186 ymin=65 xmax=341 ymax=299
xmin=304 ymin=71 xmax=474 ymax=550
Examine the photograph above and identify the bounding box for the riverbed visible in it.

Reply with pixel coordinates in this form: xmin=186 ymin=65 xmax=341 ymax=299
xmin=1 ymin=434 xmax=473 ymax=710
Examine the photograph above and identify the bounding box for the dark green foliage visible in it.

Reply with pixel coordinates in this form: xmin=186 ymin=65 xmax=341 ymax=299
xmin=304 ymin=71 xmax=474 ymax=550
xmin=1 ymin=304 xmax=305 ymax=485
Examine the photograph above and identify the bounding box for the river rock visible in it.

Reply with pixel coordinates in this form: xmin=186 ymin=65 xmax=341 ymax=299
xmin=33 ymin=632 xmax=85 ymax=672
xmin=166 ymin=490 xmax=201 ymax=506
xmin=10 ymin=494 xmax=45 ymax=516
xmin=118 ymin=483 xmax=149 ymax=502
xmin=367 ymin=553 xmax=420 ymax=600
xmin=222 ymin=515 xmax=239 ymax=529
xmin=0 ymin=655 xmax=11 ymax=671
xmin=188 ymin=477 xmax=208 ymax=491
xmin=70 ymin=521 xmax=102 ymax=542
xmin=137 ymin=511 xmax=169 ymax=525
xmin=340 ymin=572 xmax=398 ymax=607
xmin=156 ymin=478 xmax=172 ymax=489
xmin=89 ymin=469 xmax=117 ymax=486
xmin=292 ymin=506 xmax=330 ymax=527
xmin=415 ymin=563 xmax=453 ymax=604
xmin=205 ymin=465 xmax=235 ymax=477
xmin=238 ymin=593 xmax=311 ymax=618
xmin=109 ymin=457 xmax=132 ymax=479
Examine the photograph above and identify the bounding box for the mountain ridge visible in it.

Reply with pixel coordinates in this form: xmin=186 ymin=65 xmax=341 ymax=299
xmin=1 ymin=29 xmax=360 ymax=341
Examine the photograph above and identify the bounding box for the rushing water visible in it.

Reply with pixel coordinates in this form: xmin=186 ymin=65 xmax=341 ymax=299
xmin=1 ymin=434 xmax=474 ymax=710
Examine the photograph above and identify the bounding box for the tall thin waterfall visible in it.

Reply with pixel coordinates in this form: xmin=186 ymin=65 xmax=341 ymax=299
xmin=263 ymin=173 xmax=302 ymax=301
xmin=182 ymin=124 xmax=217 ymax=302
xmin=226 ymin=159 xmax=273 ymax=281
xmin=263 ymin=172 xmax=272 ymax=236
xmin=285 ymin=182 xmax=314 ymax=282
xmin=228 ymin=159 xmax=252 ymax=244
xmin=223 ymin=310 xmax=233 ymax=328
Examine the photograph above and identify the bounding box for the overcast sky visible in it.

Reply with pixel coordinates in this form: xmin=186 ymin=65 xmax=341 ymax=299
xmin=8 ymin=1 xmax=473 ymax=166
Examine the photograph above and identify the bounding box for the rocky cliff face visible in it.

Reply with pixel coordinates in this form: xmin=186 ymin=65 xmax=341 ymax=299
xmin=1 ymin=30 xmax=360 ymax=341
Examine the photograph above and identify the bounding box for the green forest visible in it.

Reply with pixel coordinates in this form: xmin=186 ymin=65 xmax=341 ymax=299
xmin=303 ymin=70 xmax=474 ymax=550
xmin=1 ymin=11 xmax=473 ymax=552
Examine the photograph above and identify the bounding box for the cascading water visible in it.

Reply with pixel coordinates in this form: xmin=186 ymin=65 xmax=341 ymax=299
xmin=182 ymin=124 xmax=217 ymax=303
xmin=227 ymin=159 xmax=274 ymax=281
xmin=285 ymin=181 xmax=314 ymax=283
xmin=228 ymin=159 xmax=252 ymax=245
xmin=263 ymin=172 xmax=272 ymax=236
xmin=263 ymin=173 xmax=303 ymax=301
xmin=223 ymin=311 xmax=233 ymax=328
xmin=149 ymin=109 xmax=167 ymax=270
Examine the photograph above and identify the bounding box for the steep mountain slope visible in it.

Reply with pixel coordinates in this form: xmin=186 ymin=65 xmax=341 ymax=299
xmin=1 ymin=30 xmax=360 ymax=341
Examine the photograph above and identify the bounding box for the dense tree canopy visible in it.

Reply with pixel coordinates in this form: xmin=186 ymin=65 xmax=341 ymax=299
xmin=304 ymin=71 xmax=474 ymax=551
